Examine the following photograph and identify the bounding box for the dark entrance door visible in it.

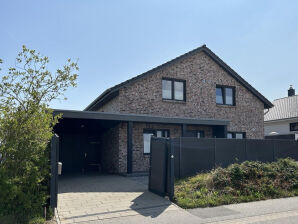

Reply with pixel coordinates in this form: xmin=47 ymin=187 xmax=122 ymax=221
xmin=83 ymin=136 xmax=101 ymax=172
xmin=59 ymin=133 xmax=101 ymax=174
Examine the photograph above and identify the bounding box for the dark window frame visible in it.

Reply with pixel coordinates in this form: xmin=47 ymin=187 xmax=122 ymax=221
xmin=162 ymin=78 xmax=186 ymax=101
xmin=290 ymin=122 xmax=298 ymax=131
xmin=216 ymin=85 xmax=236 ymax=106
xmin=143 ymin=129 xmax=170 ymax=154
xmin=227 ymin=131 xmax=246 ymax=139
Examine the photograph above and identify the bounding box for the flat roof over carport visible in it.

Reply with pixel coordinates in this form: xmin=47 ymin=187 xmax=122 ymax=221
xmin=53 ymin=109 xmax=229 ymax=175
xmin=53 ymin=109 xmax=229 ymax=126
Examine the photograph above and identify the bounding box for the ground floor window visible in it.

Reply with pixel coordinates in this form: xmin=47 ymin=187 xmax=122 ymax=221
xmin=143 ymin=133 xmax=154 ymax=154
xmin=143 ymin=129 xmax=170 ymax=154
xmin=290 ymin=122 xmax=298 ymax=131
xmin=185 ymin=130 xmax=205 ymax=138
xmin=227 ymin=132 xmax=246 ymax=139
xmin=197 ymin=130 xmax=205 ymax=138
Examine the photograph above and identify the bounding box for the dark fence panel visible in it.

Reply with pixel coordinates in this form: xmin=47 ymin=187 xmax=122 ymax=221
xmin=149 ymin=137 xmax=298 ymax=200
xmin=169 ymin=138 xmax=298 ymax=179
xmin=274 ymin=140 xmax=298 ymax=160
xmin=246 ymin=139 xmax=274 ymax=162
xmin=215 ymin=139 xmax=246 ymax=168
xmin=180 ymin=138 xmax=215 ymax=177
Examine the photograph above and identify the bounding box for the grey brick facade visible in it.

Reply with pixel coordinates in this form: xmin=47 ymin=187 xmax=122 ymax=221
xmin=91 ymin=48 xmax=268 ymax=173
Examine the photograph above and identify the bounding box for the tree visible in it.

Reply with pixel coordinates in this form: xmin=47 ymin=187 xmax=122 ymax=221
xmin=0 ymin=46 xmax=79 ymax=223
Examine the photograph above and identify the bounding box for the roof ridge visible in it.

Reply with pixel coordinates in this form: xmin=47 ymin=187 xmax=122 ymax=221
xmin=84 ymin=45 xmax=207 ymax=110
xmin=85 ymin=45 xmax=273 ymax=111
xmin=273 ymin=95 xmax=298 ymax=102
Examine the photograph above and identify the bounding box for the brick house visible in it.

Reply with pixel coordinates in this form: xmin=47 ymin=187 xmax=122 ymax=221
xmin=55 ymin=45 xmax=272 ymax=174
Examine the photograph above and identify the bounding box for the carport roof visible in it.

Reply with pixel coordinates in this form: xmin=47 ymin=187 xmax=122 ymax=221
xmin=53 ymin=109 xmax=229 ymax=126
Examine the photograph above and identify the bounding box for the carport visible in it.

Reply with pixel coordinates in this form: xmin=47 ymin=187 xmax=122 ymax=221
xmin=54 ymin=116 xmax=119 ymax=174
xmin=50 ymin=109 xmax=229 ymax=209
xmin=53 ymin=109 xmax=229 ymax=175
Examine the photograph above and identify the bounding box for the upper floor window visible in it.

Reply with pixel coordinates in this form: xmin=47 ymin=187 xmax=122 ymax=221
xmin=290 ymin=122 xmax=298 ymax=131
xmin=162 ymin=78 xmax=186 ymax=101
xmin=216 ymin=85 xmax=235 ymax=106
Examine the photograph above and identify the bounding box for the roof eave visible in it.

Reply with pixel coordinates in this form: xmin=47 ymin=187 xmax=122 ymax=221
xmin=264 ymin=116 xmax=298 ymax=123
xmin=55 ymin=109 xmax=230 ymax=126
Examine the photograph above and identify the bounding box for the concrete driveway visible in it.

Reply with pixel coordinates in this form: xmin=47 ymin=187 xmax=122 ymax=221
xmin=56 ymin=174 xmax=195 ymax=224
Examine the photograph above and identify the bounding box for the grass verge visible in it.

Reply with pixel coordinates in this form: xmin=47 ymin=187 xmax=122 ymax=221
xmin=174 ymin=158 xmax=298 ymax=209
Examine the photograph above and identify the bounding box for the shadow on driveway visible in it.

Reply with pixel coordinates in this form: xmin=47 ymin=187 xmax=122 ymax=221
xmin=57 ymin=174 xmax=177 ymax=223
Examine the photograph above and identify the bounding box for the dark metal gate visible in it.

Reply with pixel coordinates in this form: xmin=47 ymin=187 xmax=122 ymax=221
xmin=148 ymin=137 xmax=174 ymax=199
xmin=50 ymin=134 xmax=59 ymax=208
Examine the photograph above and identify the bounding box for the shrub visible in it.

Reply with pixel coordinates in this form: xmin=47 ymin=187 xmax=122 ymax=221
xmin=28 ymin=217 xmax=45 ymax=224
xmin=174 ymin=158 xmax=298 ymax=208
xmin=0 ymin=46 xmax=78 ymax=223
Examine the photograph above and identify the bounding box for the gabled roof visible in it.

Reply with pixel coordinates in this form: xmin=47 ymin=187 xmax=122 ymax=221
xmin=85 ymin=45 xmax=273 ymax=111
xmin=264 ymin=95 xmax=298 ymax=122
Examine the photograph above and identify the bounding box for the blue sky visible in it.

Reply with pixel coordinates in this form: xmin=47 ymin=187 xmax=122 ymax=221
xmin=1 ymin=0 xmax=298 ymax=110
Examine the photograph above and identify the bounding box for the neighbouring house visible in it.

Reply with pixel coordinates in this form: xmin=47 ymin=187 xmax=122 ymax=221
xmin=265 ymin=86 xmax=298 ymax=140
xmin=54 ymin=45 xmax=273 ymax=175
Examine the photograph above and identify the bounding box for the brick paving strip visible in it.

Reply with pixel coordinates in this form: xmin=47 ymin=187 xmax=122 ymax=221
xmin=58 ymin=204 xmax=179 ymax=223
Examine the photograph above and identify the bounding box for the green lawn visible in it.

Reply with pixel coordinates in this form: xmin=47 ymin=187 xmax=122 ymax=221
xmin=174 ymin=158 xmax=298 ymax=209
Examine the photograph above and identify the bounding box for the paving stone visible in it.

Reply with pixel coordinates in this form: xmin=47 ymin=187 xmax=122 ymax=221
xmin=57 ymin=175 xmax=191 ymax=224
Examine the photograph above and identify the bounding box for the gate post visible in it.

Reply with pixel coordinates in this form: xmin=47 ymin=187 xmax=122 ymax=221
xmin=167 ymin=139 xmax=175 ymax=200
xmin=50 ymin=134 xmax=59 ymax=208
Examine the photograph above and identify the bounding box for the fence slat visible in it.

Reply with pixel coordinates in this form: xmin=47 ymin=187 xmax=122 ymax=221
xmin=215 ymin=139 xmax=246 ymax=168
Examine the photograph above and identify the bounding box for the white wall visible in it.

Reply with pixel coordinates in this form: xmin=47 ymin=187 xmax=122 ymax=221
xmin=264 ymin=118 xmax=298 ymax=136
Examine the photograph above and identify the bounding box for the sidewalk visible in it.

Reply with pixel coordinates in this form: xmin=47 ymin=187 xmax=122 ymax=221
xmin=93 ymin=196 xmax=298 ymax=224
xmin=188 ymin=196 xmax=298 ymax=224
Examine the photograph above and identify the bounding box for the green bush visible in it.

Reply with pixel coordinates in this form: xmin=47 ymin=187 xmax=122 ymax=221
xmin=0 ymin=108 xmax=52 ymax=222
xmin=28 ymin=217 xmax=46 ymax=224
xmin=174 ymin=158 xmax=298 ymax=208
xmin=0 ymin=46 xmax=78 ymax=223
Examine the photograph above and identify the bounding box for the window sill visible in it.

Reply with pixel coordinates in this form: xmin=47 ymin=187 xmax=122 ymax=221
xmin=143 ymin=153 xmax=151 ymax=156
xmin=216 ymin=104 xmax=236 ymax=108
xmin=162 ymin=99 xmax=186 ymax=104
